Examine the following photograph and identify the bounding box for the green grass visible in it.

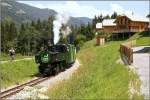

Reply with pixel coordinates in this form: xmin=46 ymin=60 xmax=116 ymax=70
xmin=128 ymin=31 xmax=149 ymax=46
xmin=47 ymin=39 xmax=143 ymax=99
xmin=136 ymin=37 xmax=149 ymax=46
xmin=1 ymin=59 xmax=38 ymax=88
xmin=1 ymin=53 xmax=32 ymax=61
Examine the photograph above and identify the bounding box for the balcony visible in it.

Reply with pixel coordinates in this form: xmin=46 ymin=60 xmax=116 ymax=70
xmin=113 ymin=29 xmax=142 ymax=33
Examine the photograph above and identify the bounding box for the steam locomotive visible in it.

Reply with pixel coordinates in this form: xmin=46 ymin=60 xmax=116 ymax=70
xmin=35 ymin=43 xmax=76 ymax=76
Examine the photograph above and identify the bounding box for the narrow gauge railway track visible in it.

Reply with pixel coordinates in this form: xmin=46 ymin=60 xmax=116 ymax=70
xmin=0 ymin=77 xmax=49 ymax=99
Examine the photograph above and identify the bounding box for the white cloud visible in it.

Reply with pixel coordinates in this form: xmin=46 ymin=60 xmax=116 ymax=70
xmin=110 ymin=4 xmax=124 ymax=14
xmin=47 ymin=1 xmax=110 ymax=18
xmin=110 ymin=3 xmax=145 ymax=18
xmin=18 ymin=1 xmax=145 ymax=18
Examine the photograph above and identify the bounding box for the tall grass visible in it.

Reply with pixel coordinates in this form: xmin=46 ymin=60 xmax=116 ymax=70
xmin=47 ymin=39 xmax=142 ymax=99
xmin=1 ymin=53 xmax=32 ymax=61
xmin=1 ymin=59 xmax=38 ymax=88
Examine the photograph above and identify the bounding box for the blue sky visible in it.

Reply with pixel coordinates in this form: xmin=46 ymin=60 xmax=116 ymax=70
xmin=18 ymin=1 xmax=149 ymax=18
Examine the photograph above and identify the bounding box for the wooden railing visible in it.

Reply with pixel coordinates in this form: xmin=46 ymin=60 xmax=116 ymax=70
xmin=120 ymin=40 xmax=136 ymax=65
xmin=113 ymin=29 xmax=142 ymax=33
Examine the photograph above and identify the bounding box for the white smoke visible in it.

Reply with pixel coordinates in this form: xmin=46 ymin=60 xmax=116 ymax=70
xmin=53 ymin=12 xmax=70 ymax=44
xmin=61 ymin=26 xmax=72 ymax=38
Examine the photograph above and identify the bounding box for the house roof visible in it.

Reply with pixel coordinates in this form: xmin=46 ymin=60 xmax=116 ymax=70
xmin=96 ymin=23 xmax=102 ymax=29
xmin=102 ymin=19 xmax=116 ymax=26
xmin=116 ymin=14 xmax=149 ymax=22
xmin=96 ymin=19 xmax=116 ymax=29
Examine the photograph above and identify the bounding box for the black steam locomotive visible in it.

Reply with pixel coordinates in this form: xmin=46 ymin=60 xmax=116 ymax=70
xmin=35 ymin=43 xmax=76 ymax=76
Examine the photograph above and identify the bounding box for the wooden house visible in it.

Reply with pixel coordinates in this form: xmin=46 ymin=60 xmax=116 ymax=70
xmin=102 ymin=19 xmax=116 ymax=33
xmin=96 ymin=19 xmax=116 ymax=33
xmin=114 ymin=15 xmax=149 ymax=33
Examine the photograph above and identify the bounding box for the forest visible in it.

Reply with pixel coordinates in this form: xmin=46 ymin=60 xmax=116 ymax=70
xmin=1 ymin=12 xmax=118 ymax=55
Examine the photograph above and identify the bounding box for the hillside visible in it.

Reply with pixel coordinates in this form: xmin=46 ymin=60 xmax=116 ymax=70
xmin=128 ymin=31 xmax=149 ymax=46
xmin=1 ymin=0 xmax=92 ymax=26
xmin=1 ymin=0 xmax=56 ymax=25
xmin=47 ymin=39 xmax=143 ymax=99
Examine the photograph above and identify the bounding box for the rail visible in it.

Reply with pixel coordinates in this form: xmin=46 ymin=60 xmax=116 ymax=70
xmin=0 ymin=77 xmax=49 ymax=99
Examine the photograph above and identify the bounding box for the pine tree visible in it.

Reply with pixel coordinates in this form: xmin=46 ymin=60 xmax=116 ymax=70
xmin=36 ymin=18 xmax=41 ymax=31
xmin=111 ymin=12 xmax=118 ymax=19
xmin=9 ymin=21 xmax=17 ymax=41
xmin=98 ymin=14 xmax=103 ymax=22
xmin=31 ymin=20 xmax=35 ymax=27
xmin=104 ymin=14 xmax=110 ymax=19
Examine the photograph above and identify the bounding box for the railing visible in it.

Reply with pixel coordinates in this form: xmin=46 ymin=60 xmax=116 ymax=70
xmin=113 ymin=29 xmax=140 ymax=33
xmin=120 ymin=40 xmax=136 ymax=65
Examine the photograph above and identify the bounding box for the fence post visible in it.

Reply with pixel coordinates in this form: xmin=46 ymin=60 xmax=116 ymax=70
xmin=128 ymin=48 xmax=133 ymax=65
xmin=120 ymin=43 xmax=133 ymax=65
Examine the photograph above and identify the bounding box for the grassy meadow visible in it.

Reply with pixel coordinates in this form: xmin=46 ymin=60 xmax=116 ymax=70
xmin=47 ymin=39 xmax=143 ymax=99
xmin=1 ymin=53 xmax=32 ymax=61
xmin=1 ymin=59 xmax=38 ymax=88
xmin=1 ymin=31 xmax=148 ymax=99
xmin=128 ymin=31 xmax=149 ymax=46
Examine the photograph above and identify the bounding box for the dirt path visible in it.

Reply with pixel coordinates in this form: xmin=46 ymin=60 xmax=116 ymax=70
xmin=1 ymin=58 xmax=33 ymax=64
xmin=132 ymin=46 xmax=150 ymax=99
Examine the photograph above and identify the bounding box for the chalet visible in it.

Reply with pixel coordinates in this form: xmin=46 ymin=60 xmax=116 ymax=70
xmin=96 ymin=19 xmax=116 ymax=33
xmin=96 ymin=14 xmax=149 ymax=34
xmin=114 ymin=14 xmax=149 ymax=33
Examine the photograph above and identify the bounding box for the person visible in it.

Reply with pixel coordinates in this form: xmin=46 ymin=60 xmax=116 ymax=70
xmin=9 ymin=47 xmax=15 ymax=61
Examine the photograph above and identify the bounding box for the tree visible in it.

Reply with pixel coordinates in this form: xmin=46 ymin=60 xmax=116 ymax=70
xmin=74 ymin=34 xmax=86 ymax=47
xmin=31 ymin=20 xmax=35 ymax=27
xmin=111 ymin=12 xmax=118 ymax=19
xmin=92 ymin=15 xmax=98 ymax=29
xmin=104 ymin=14 xmax=110 ymax=19
xmin=9 ymin=21 xmax=17 ymax=41
xmin=1 ymin=20 xmax=18 ymax=52
xmin=36 ymin=18 xmax=42 ymax=31
xmin=97 ymin=14 xmax=103 ymax=22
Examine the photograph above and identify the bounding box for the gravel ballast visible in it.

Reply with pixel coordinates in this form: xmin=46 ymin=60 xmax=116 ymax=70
xmin=8 ymin=60 xmax=80 ymax=99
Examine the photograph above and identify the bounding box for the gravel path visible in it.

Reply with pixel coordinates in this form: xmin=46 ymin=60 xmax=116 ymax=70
xmin=132 ymin=46 xmax=150 ymax=99
xmin=1 ymin=58 xmax=33 ymax=64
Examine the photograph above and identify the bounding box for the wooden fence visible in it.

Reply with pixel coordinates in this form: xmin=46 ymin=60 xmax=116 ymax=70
xmin=120 ymin=40 xmax=136 ymax=65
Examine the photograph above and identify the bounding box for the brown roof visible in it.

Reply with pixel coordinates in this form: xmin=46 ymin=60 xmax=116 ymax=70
xmin=114 ymin=14 xmax=149 ymax=23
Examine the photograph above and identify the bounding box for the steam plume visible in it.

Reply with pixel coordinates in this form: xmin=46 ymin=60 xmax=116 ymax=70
xmin=53 ymin=12 xmax=70 ymax=44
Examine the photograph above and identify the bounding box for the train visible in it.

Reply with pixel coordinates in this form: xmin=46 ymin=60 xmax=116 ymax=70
xmin=35 ymin=43 xmax=76 ymax=76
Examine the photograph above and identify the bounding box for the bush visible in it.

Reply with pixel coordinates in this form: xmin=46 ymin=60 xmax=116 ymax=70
xmin=75 ymin=34 xmax=86 ymax=47
xmin=96 ymin=31 xmax=109 ymax=38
